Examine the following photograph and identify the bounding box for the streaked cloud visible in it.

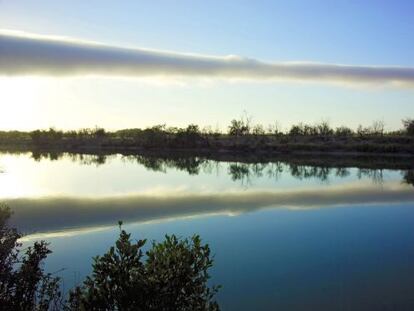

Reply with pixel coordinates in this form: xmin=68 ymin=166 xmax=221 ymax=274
xmin=1 ymin=31 xmax=414 ymax=87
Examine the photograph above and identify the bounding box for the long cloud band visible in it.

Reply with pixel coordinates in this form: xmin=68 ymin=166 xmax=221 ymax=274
xmin=1 ymin=33 xmax=414 ymax=86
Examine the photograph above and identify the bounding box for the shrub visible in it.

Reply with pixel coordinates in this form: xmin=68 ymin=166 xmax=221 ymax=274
xmin=0 ymin=205 xmax=62 ymax=310
xmin=1 ymin=207 xmax=221 ymax=311
xmin=69 ymin=225 xmax=220 ymax=310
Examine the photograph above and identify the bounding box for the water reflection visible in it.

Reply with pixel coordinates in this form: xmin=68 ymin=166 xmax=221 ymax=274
xmin=1 ymin=151 xmax=414 ymax=310
xmin=10 ymin=150 xmax=414 ymax=185
xmin=0 ymin=151 xmax=413 ymax=238
xmin=403 ymin=170 xmax=414 ymax=186
xmin=8 ymin=181 xmax=414 ymax=238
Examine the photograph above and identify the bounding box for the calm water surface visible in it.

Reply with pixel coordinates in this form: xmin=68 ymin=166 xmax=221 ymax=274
xmin=1 ymin=152 xmax=414 ymax=310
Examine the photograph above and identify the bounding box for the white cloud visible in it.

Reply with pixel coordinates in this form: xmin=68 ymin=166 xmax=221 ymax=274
xmin=1 ymin=31 xmax=414 ymax=87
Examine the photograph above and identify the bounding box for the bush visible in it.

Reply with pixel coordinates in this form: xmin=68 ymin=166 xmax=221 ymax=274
xmin=69 ymin=224 xmax=220 ymax=310
xmin=0 ymin=205 xmax=62 ymax=310
xmin=0 ymin=208 xmax=221 ymax=311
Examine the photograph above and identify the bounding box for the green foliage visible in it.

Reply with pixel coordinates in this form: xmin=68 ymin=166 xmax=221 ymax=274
xmin=145 ymin=235 xmax=220 ymax=311
xmin=1 ymin=205 xmax=220 ymax=310
xmin=69 ymin=228 xmax=220 ymax=311
xmin=0 ymin=204 xmax=62 ymax=311
xmin=68 ymin=228 xmax=147 ymax=310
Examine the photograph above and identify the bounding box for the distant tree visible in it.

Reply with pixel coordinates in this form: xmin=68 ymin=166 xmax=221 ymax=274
xmin=357 ymin=125 xmax=370 ymax=137
xmin=402 ymin=119 xmax=414 ymax=136
xmin=266 ymin=121 xmax=282 ymax=135
xmin=371 ymin=120 xmax=385 ymax=136
xmin=252 ymin=124 xmax=265 ymax=136
xmin=228 ymin=112 xmax=252 ymax=136
xmin=303 ymin=124 xmax=317 ymax=136
xmin=228 ymin=119 xmax=250 ymax=136
xmin=174 ymin=124 xmax=204 ymax=147
xmin=289 ymin=123 xmax=304 ymax=136
xmin=93 ymin=127 xmax=106 ymax=138
xmin=142 ymin=124 xmax=168 ymax=147
xmin=335 ymin=126 xmax=354 ymax=137
xmin=316 ymin=121 xmax=334 ymax=136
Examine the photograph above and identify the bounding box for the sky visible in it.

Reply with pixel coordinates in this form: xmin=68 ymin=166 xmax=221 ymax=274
xmin=0 ymin=0 xmax=413 ymax=131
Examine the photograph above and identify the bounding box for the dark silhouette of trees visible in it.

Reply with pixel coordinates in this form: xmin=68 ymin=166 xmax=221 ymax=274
xmin=402 ymin=119 xmax=414 ymax=136
xmin=288 ymin=121 xmax=334 ymax=136
xmin=30 ymin=128 xmax=64 ymax=145
xmin=228 ymin=119 xmax=250 ymax=136
xmin=403 ymin=170 xmax=414 ymax=186
xmin=0 ymin=205 xmax=62 ymax=310
xmin=335 ymin=126 xmax=353 ymax=137
xmin=1 ymin=116 xmax=414 ymax=155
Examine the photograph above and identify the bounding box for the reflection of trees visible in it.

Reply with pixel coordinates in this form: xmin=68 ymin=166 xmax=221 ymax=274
xmin=23 ymin=152 xmax=411 ymax=186
xmin=125 ymin=155 xmax=206 ymax=175
xmin=68 ymin=153 xmax=109 ymax=166
xmin=403 ymin=170 xmax=414 ymax=186
xmin=227 ymin=162 xmax=283 ymax=185
xmin=32 ymin=151 xmax=64 ymax=162
xmin=335 ymin=167 xmax=350 ymax=178
xmin=289 ymin=165 xmax=332 ymax=182
xmin=357 ymin=169 xmax=384 ymax=185
xmin=266 ymin=162 xmax=284 ymax=180
xmin=31 ymin=152 xmax=111 ymax=166
xmin=228 ymin=163 xmax=251 ymax=182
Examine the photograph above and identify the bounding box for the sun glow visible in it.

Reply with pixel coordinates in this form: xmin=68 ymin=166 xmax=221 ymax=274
xmin=0 ymin=77 xmax=46 ymax=130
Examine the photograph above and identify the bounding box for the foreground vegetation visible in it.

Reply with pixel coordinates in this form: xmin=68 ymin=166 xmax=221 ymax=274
xmin=1 ymin=118 xmax=414 ymax=155
xmin=0 ymin=206 xmax=220 ymax=310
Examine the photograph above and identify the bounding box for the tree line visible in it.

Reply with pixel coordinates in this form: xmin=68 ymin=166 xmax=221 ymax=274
xmin=0 ymin=118 xmax=413 ymax=142
xmin=0 ymin=118 xmax=414 ymax=155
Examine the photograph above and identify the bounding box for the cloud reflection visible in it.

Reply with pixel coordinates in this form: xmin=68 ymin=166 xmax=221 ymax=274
xmin=7 ymin=182 xmax=414 ymax=239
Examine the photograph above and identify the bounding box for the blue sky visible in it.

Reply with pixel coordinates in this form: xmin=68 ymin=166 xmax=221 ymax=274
xmin=0 ymin=0 xmax=413 ymax=130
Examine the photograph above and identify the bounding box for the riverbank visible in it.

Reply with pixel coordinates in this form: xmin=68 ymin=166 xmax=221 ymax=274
xmin=1 ymin=134 xmax=414 ymax=157
xmin=1 ymin=121 xmax=414 ymax=156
